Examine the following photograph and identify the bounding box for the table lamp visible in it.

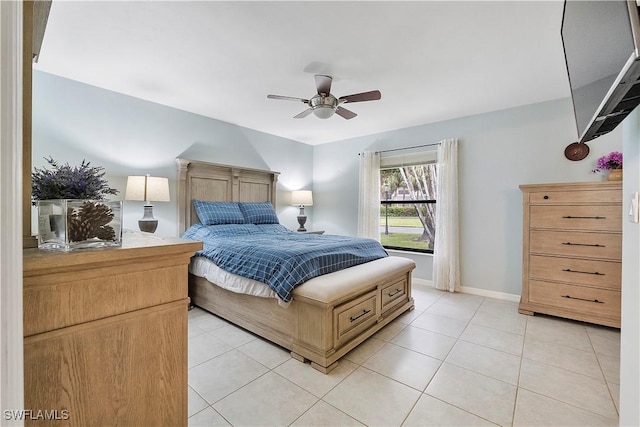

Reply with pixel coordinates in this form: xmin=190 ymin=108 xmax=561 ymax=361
xmin=291 ymin=190 xmax=313 ymax=232
xmin=125 ymin=175 xmax=170 ymax=233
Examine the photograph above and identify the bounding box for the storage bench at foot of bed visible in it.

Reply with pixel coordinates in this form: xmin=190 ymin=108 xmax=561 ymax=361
xmin=189 ymin=256 xmax=416 ymax=373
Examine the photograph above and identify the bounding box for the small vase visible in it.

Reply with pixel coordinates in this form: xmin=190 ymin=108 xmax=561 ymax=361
xmin=607 ymin=169 xmax=623 ymax=181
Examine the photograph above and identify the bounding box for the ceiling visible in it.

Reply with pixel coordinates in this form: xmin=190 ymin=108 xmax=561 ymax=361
xmin=34 ymin=1 xmax=571 ymax=145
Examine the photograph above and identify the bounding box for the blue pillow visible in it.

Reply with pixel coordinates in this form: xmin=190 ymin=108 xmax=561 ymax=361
xmin=193 ymin=200 xmax=245 ymax=225
xmin=239 ymin=202 xmax=279 ymax=224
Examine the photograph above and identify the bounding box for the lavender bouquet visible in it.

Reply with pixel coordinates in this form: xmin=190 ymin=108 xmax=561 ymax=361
xmin=593 ymin=151 xmax=623 ymax=173
xmin=32 ymin=157 xmax=119 ymax=201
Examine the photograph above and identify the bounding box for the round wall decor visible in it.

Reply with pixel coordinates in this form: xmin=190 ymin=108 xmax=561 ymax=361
xmin=564 ymin=142 xmax=590 ymax=161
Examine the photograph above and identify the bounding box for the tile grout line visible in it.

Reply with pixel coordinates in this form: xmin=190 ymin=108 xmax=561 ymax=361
xmin=511 ymin=312 xmax=531 ymax=426
xmin=586 ymin=326 xmax=621 ymax=417
xmin=419 ymin=393 xmax=501 ymax=427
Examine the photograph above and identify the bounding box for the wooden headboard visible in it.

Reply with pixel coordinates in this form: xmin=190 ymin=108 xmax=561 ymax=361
xmin=176 ymin=159 xmax=280 ymax=233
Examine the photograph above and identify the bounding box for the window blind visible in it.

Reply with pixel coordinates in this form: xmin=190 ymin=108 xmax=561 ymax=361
xmin=379 ymin=150 xmax=437 ymax=168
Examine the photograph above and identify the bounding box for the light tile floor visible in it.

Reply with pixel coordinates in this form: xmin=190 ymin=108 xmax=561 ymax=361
xmin=187 ymin=283 xmax=620 ymax=426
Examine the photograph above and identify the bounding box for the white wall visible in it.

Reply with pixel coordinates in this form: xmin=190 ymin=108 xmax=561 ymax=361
xmin=620 ymin=108 xmax=640 ymax=426
xmin=31 ymin=71 xmax=314 ymax=236
xmin=313 ymin=98 xmax=622 ymax=294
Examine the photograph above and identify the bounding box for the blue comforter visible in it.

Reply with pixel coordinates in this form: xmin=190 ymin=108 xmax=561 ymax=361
xmin=183 ymin=223 xmax=387 ymax=302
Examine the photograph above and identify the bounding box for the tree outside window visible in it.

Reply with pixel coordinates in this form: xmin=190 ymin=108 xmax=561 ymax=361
xmin=380 ymin=163 xmax=437 ymax=253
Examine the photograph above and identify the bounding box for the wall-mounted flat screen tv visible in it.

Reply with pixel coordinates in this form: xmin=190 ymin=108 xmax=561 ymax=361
xmin=562 ymin=0 xmax=640 ymax=142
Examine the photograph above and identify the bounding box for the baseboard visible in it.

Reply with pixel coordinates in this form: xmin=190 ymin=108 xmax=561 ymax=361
xmin=458 ymin=285 xmax=521 ymax=303
xmin=412 ymin=278 xmax=521 ymax=303
xmin=412 ymin=278 xmax=433 ymax=287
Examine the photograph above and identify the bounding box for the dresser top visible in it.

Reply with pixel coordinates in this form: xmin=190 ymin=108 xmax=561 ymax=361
xmin=519 ymin=181 xmax=622 ymax=192
xmin=24 ymin=230 xmax=202 ymax=274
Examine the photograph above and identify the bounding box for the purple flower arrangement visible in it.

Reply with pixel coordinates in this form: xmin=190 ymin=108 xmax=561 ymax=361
xmin=593 ymin=151 xmax=623 ymax=173
xmin=32 ymin=157 xmax=119 ymax=201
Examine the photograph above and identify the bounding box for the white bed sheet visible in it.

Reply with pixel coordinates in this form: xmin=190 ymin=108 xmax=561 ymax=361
xmin=189 ymin=256 xmax=290 ymax=308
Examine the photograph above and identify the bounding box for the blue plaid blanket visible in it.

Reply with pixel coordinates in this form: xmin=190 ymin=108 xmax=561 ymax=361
xmin=183 ymin=224 xmax=388 ymax=302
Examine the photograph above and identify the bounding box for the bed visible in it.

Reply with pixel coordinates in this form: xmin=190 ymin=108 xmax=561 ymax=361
xmin=177 ymin=158 xmax=415 ymax=373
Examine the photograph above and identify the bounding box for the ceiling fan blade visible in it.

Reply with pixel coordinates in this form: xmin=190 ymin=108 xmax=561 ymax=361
xmin=294 ymin=108 xmax=313 ymax=119
xmin=315 ymin=75 xmax=333 ymax=95
xmin=339 ymin=90 xmax=381 ymax=103
xmin=335 ymin=106 xmax=357 ymax=120
xmin=267 ymin=94 xmax=309 ymax=103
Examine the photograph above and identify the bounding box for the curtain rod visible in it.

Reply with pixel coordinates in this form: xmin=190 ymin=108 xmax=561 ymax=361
xmin=375 ymin=142 xmax=440 ymax=155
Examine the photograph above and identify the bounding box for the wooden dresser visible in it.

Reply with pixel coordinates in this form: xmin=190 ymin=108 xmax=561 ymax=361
xmin=23 ymin=231 xmax=202 ymax=426
xmin=519 ymin=181 xmax=622 ymax=328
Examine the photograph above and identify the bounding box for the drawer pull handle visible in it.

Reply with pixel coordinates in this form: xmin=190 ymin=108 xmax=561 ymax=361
xmin=562 ymin=268 xmax=604 ymax=276
xmin=561 ymin=295 xmax=604 ymax=304
xmin=388 ymin=288 xmax=403 ymax=297
xmin=561 ymin=242 xmax=605 ymax=248
xmin=562 ymin=215 xmax=606 ymax=220
xmin=350 ymin=309 xmax=372 ymax=322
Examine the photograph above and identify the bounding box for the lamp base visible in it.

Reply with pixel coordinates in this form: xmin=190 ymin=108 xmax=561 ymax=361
xmin=296 ymin=206 xmax=308 ymax=232
xmin=138 ymin=219 xmax=158 ymax=233
xmin=138 ymin=205 xmax=158 ymax=233
xmin=297 ymin=215 xmax=307 ymax=232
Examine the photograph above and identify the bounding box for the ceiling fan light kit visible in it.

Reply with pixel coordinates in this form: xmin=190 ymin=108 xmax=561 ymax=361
xmin=312 ymin=104 xmax=336 ymax=119
xmin=268 ymin=74 xmax=381 ymax=120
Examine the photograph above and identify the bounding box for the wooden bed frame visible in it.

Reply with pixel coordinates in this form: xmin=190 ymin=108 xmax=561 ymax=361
xmin=176 ymin=158 xmax=415 ymax=373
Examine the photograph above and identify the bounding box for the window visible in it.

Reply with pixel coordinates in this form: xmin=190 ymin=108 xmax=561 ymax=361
xmin=379 ymin=153 xmax=437 ymax=254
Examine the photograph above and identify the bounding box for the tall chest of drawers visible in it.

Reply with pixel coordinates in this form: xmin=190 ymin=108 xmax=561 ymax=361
xmin=519 ymin=181 xmax=622 ymax=328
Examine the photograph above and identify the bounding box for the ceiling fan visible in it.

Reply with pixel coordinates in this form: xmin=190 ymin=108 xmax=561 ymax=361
xmin=267 ymin=75 xmax=381 ymax=120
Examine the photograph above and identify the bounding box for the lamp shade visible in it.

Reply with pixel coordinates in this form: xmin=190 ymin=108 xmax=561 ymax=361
xmin=291 ymin=190 xmax=313 ymax=206
xmin=125 ymin=176 xmax=170 ymax=203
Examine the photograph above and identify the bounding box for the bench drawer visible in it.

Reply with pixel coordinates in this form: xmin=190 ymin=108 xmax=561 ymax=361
xmin=334 ymin=290 xmax=378 ymax=348
xmin=380 ymin=277 xmax=407 ymax=313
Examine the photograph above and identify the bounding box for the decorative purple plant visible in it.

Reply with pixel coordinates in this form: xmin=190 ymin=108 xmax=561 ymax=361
xmin=32 ymin=157 xmax=119 ymax=201
xmin=593 ymin=151 xmax=623 ymax=173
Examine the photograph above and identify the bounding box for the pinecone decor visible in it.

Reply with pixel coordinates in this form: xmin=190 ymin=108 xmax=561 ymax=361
xmin=67 ymin=201 xmax=116 ymax=243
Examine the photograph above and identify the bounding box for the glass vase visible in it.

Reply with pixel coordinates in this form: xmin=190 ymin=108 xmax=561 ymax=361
xmin=37 ymin=200 xmax=123 ymax=251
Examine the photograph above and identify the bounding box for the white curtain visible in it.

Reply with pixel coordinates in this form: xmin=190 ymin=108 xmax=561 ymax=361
xmin=357 ymin=151 xmax=380 ymax=239
xmin=434 ymin=138 xmax=460 ymax=292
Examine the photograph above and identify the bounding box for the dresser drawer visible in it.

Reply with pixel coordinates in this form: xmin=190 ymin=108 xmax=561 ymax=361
xmin=334 ymin=290 xmax=378 ymax=347
xmin=528 ymin=189 xmax=622 ymax=205
xmin=530 ymin=205 xmax=621 ymax=232
xmin=530 ymin=230 xmax=621 ymax=260
xmin=528 ymin=280 xmax=620 ymax=319
xmin=529 ymin=255 xmax=621 ymax=290
xmin=23 ymin=262 xmax=188 ymax=337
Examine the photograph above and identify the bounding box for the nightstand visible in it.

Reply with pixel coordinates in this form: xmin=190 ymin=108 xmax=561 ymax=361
xmin=301 ymin=230 xmax=325 ymax=234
